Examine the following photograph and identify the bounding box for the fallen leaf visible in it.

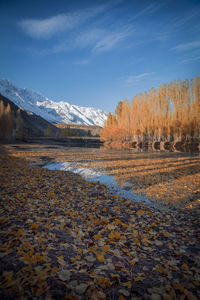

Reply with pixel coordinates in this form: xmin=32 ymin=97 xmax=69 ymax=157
xmin=102 ymin=245 xmax=110 ymax=251
xmin=108 ymin=232 xmax=115 ymax=239
xmin=75 ymin=283 xmax=88 ymax=294
xmin=94 ymin=233 xmax=102 ymax=240
xmin=58 ymin=270 xmax=71 ymax=281
xmin=137 ymin=209 xmax=144 ymax=215
xmin=119 ymin=289 xmax=130 ymax=296
xmin=57 ymin=256 xmax=66 ymax=266
xmin=115 ymin=232 xmax=120 ymax=239
xmin=97 ymin=255 xmax=105 ymax=263
xmin=31 ymin=223 xmax=38 ymax=230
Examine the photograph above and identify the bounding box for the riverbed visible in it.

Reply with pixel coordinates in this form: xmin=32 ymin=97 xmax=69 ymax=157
xmin=1 ymin=144 xmax=200 ymax=299
xmin=4 ymin=144 xmax=200 ymax=209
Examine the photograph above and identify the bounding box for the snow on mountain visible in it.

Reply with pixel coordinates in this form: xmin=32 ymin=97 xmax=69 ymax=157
xmin=0 ymin=79 xmax=107 ymax=127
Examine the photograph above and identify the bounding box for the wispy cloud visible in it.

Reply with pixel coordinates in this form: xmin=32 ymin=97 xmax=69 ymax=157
xmin=74 ymin=29 xmax=101 ymax=49
xmin=171 ymin=40 xmax=200 ymax=52
xmin=151 ymin=3 xmax=200 ymax=45
xmin=170 ymin=9 xmax=199 ymax=29
xmin=181 ymin=55 xmax=200 ymax=64
xmin=130 ymin=0 xmax=167 ymax=23
xmin=74 ymin=27 xmax=133 ymax=54
xmin=75 ymin=59 xmax=90 ymax=65
xmin=156 ymin=30 xmax=175 ymax=43
xmin=93 ymin=28 xmax=132 ymax=53
xmin=137 ymin=2 xmax=165 ymax=16
xmin=18 ymin=14 xmax=79 ymax=39
xmin=123 ymin=72 xmax=155 ymax=87
xmin=37 ymin=26 xmax=133 ymax=55
xmin=18 ymin=2 xmax=113 ymax=39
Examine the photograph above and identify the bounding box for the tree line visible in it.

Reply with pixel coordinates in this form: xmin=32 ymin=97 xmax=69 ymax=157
xmin=101 ymin=77 xmax=200 ymax=142
xmin=0 ymin=101 xmax=24 ymax=138
xmin=44 ymin=125 xmax=93 ymax=137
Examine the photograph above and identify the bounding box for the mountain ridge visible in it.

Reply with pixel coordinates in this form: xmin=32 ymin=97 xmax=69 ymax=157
xmin=0 ymin=79 xmax=107 ymax=127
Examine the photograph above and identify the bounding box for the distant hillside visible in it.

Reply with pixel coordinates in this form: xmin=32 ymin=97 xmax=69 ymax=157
xmin=0 ymin=79 xmax=107 ymax=127
xmin=55 ymin=123 xmax=102 ymax=137
xmin=0 ymin=94 xmax=59 ymax=138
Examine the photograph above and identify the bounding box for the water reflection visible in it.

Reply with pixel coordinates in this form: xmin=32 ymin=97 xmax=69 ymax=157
xmin=101 ymin=139 xmax=200 ymax=153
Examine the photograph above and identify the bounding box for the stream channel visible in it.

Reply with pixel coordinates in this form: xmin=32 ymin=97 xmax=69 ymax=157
xmin=28 ymin=145 xmax=200 ymax=209
xmin=43 ymin=160 xmax=151 ymax=206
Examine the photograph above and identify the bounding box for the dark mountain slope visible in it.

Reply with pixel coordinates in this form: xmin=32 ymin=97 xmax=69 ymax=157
xmin=0 ymin=94 xmax=60 ymax=138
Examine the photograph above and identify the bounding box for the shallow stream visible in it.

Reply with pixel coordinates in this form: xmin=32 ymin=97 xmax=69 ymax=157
xmin=43 ymin=160 xmax=151 ymax=206
xmin=41 ymin=147 xmax=200 ymax=208
xmin=7 ymin=143 xmax=199 ymax=208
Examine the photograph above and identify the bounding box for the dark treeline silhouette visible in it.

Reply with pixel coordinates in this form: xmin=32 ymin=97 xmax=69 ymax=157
xmin=0 ymin=101 xmax=24 ymax=138
xmin=0 ymin=94 xmax=59 ymax=138
xmin=101 ymin=77 xmax=200 ymax=143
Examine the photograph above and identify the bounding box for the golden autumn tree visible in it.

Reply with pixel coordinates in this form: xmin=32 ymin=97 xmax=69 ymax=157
xmin=101 ymin=76 xmax=200 ymax=142
xmin=0 ymin=102 xmax=14 ymax=137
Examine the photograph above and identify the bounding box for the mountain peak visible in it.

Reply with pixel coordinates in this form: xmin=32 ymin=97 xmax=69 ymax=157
xmin=0 ymin=79 xmax=107 ymax=127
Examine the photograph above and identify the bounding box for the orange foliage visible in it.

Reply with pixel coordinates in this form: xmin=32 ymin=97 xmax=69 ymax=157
xmin=101 ymin=77 xmax=200 ymax=142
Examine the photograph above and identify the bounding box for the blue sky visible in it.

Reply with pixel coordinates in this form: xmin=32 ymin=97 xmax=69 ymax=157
xmin=0 ymin=0 xmax=200 ymax=113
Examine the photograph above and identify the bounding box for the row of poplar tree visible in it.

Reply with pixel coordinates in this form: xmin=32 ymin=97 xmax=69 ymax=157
xmin=0 ymin=102 xmax=24 ymax=138
xmin=101 ymin=77 xmax=200 ymax=142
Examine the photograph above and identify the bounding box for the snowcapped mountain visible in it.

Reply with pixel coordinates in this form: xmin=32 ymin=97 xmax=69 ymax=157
xmin=0 ymin=79 xmax=107 ymax=127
